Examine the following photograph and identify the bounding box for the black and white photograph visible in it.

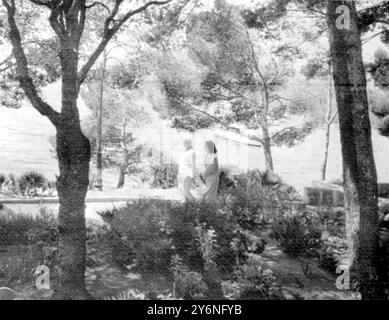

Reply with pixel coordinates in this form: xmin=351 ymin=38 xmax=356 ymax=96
xmin=0 ymin=0 xmax=389 ymax=304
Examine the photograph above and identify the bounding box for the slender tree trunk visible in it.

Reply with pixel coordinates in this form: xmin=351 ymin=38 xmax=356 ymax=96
xmin=327 ymin=0 xmax=386 ymax=299
xmin=321 ymin=123 xmax=331 ymax=181
xmin=260 ymin=85 xmax=274 ymax=173
xmin=321 ymin=63 xmax=333 ymax=181
xmin=116 ymin=164 xmax=126 ymax=189
xmin=116 ymin=129 xmax=131 ymax=189
xmin=51 ymin=39 xmax=92 ymax=300
xmin=96 ymin=52 xmax=107 ymax=191
xmin=261 ymin=123 xmax=274 ymax=173
xmin=247 ymin=27 xmax=274 ymax=174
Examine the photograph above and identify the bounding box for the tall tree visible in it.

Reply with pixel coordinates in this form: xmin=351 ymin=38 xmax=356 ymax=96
xmin=327 ymin=0 xmax=386 ymax=299
xmin=82 ymin=82 xmax=149 ymax=189
xmin=183 ymin=0 xmax=314 ymax=172
xmin=1 ymin=0 xmax=184 ymax=299
xmin=301 ymin=56 xmax=338 ymax=181
xmin=248 ymin=0 xmax=389 ymax=298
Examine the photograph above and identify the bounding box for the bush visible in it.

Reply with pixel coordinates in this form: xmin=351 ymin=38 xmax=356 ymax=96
xmin=318 ymin=235 xmax=347 ymax=274
xmin=1 ymin=174 xmax=18 ymax=195
xmin=170 ymin=255 xmax=208 ymax=299
xmin=0 ymin=173 xmax=6 ymax=186
xmin=379 ymin=201 xmax=389 ymax=228
xmin=222 ymin=170 xmax=300 ymax=230
xmin=18 ymin=171 xmax=47 ymax=196
xmin=0 ymin=208 xmax=59 ymax=285
xmin=0 ymin=208 xmax=58 ymax=246
xmin=99 ymin=199 xmax=245 ymax=276
xmin=317 ymin=208 xmax=346 ymax=238
xmin=26 ymin=208 xmax=59 ymax=246
xmin=99 ymin=199 xmax=174 ymax=273
xmin=98 ymin=171 xmax=303 ymax=298
xmin=0 ymin=245 xmax=45 ymax=284
xmin=270 ymin=212 xmax=322 ymax=257
xmin=168 ymin=201 xmax=243 ymax=274
xmin=223 ymin=260 xmax=284 ymax=300
xmin=151 ymin=163 xmax=178 ymax=189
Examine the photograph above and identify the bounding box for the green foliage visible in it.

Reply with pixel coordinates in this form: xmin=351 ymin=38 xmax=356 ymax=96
xmin=170 ymin=255 xmax=208 ymax=299
xmin=26 ymin=208 xmax=59 ymax=246
xmin=99 ymin=198 xmax=243 ymax=276
xmin=318 ymin=235 xmax=347 ymax=274
xmin=0 ymin=173 xmax=6 ymax=186
xmin=300 ymin=56 xmax=330 ymax=80
xmin=271 ymin=212 xmax=322 ymax=257
xmin=18 ymin=171 xmax=47 ymax=195
xmin=0 ymin=208 xmax=58 ymax=246
xmin=271 ymin=121 xmax=316 ymax=147
xmin=368 ymin=71 xmax=389 ymax=137
xmin=367 ymin=49 xmax=389 ymax=89
xmin=140 ymin=0 xmax=193 ymax=50
xmin=104 ymin=289 xmax=146 ymax=300
xmin=223 ymin=260 xmax=284 ymax=300
xmin=171 ymin=114 xmax=215 ymax=132
xmin=195 ymin=224 xmax=219 ymax=271
xmin=168 ymin=200 xmax=242 ymax=274
xmin=0 ymin=208 xmax=59 ymax=284
xmin=99 ymin=199 xmax=173 ymax=273
xmin=0 ymin=4 xmax=60 ymax=108
xmin=223 ymin=170 xmax=300 ymax=230
xmin=151 ymin=163 xmax=178 ymax=189
xmin=81 ymin=81 xmax=150 ymax=175
xmin=319 ymin=208 xmax=346 ymax=238
xmin=269 ymin=206 xmax=347 ymax=273
xmin=379 ymin=201 xmax=389 ymax=219
xmin=0 ymin=245 xmax=45 ymax=284
xmin=98 ymin=172 xmax=302 ymax=298
xmin=217 ymin=165 xmax=240 ymax=191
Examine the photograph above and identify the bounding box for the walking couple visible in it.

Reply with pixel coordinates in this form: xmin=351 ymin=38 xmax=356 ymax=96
xmin=178 ymin=139 xmax=219 ymax=202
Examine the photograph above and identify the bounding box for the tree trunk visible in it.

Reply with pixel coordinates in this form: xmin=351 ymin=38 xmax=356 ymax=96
xmin=321 ymin=65 xmax=333 ymax=181
xmin=51 ymin=39 xmax=92 ymax=300
xmin=117 ymin=137 xmax=130 ymax=189
xmin=117 ymin=166 xmax=126 ymax=189
xmin=53 ymin=124 xmax=92 ymax=300
xmin=261 ymin=122 xmax=274 ymax=173
xmin=321 ymin=122 xmax=331 ymax=181
xmin=327 ymin=0 xmax=386 ymax=299
xmin=96 ymin=52 xmax=107 ymax=191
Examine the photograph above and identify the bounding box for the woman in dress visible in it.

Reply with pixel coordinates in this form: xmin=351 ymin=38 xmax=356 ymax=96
xmin=178 ymin=138 xmax=196 ymax=201
xmin=200 ymin=140 xmax=219 ymax=202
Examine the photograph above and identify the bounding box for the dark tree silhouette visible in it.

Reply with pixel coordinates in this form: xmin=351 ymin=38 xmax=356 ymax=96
xmin=1 ymin=0 xmax=179 ymax=299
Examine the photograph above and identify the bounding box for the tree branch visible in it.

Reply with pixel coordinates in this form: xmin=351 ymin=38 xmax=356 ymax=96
xmin=187 ymin=104 xmax=229 ymax=127
xmin=0 ymin=53 xmax=13 ymax=67
xmin=328 ymin=109 xmax=338 ymax=126
xmin=48 ymin=0 xmax=66 ymax=39
xmin=77 ymin=0 xmax=172 ymax=90
xmin=28 ymin=0 xmax=52 ymax=7
xmin=75 ymin=0 xmax=87 ymax=44
xmin=85 ymin=1 xmax=110 ymax=13
xmin=357 ymin=0 xmax=389 ymax=30
xmin=269 ymin=126 xmax=297 ymax=141
xmin=2 ymin=0 xmax=61 ymax=127
xmin=248 ymin=134 xmax=264 ymax=145
xmin=362 ymin=30 xmax=388 ymax=44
